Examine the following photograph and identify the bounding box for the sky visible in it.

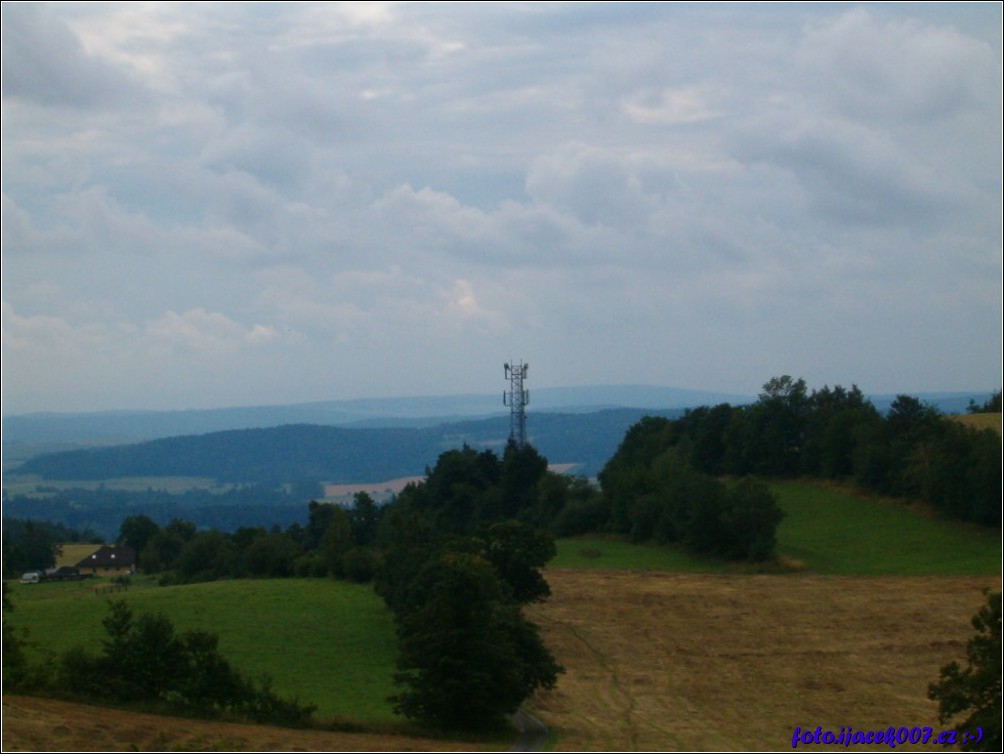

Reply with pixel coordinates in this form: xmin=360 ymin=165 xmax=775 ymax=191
xmin=2 ymin=2 xmax=1001 ymax=415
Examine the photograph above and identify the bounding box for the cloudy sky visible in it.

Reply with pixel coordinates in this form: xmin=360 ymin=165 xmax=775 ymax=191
xmin=2 ymin=2 xmax=1001 ymax=414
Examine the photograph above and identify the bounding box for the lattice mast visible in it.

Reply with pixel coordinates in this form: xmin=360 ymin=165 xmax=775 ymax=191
xmin=503 ymin=360 xmax=529 ymax=447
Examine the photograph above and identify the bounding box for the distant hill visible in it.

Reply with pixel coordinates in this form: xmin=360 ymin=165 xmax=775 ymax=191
xmin=10 ymin=408 xmax=686 ymax=484
xmin=1 ymin=385 xmax=750 ymax=446
xmin=5 ymin=386 xmax=995 ymax=480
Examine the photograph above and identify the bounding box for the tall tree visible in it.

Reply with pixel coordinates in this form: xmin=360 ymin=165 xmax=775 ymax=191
xmin=391 ymin=552 xmax=561 ymax=731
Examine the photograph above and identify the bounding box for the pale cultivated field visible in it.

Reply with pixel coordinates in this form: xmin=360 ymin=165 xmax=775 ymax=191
xmin=323 ymin=476 xmax=426 ymax=499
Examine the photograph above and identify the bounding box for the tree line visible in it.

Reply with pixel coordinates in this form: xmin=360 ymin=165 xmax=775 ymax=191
xmin=621 ymin=378 xmax=1000 ymax=527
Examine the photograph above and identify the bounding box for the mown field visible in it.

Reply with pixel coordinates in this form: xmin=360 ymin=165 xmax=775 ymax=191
xmin=4 ymin=480 xmax=1001 ymax=751
xmin=528 ymin=570 xmax=999 ymax=751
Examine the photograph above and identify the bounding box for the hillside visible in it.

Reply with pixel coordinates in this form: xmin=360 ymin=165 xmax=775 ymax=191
xmin=9 ymin=408 xmax=683 ymax=484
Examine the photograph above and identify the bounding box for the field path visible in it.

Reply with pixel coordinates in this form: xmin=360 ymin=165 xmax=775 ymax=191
xmin=508 ymin=708 xmax=548 ymax=752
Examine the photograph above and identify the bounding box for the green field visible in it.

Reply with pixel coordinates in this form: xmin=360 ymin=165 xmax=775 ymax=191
xmin=6 ymin=577 xmax=399 ymax=724
xmin=772 ymin=480 xmax=1001 ymax=575
xmin=553 ymin=480 xmax=1001 ymax=575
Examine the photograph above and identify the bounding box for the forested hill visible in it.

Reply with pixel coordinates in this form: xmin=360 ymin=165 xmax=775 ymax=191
xmin=12 ymin=409 xmax=683 ymax=483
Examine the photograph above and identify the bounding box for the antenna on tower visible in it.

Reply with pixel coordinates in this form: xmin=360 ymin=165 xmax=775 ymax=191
xmin=503 ymin=360 xmax=529 ymax=447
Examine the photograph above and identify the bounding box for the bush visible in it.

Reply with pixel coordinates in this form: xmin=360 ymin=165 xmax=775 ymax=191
xmin=341 ymin=547 xmax=383 ymax=583
xmin=928 ymin=590 xmax=1001 ymax=751
xmin=54 ymin=600 xmax=315 ymax=726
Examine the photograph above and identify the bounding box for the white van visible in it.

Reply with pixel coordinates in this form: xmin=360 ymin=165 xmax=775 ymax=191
xmin=19 ymin=571 xmax=41 ymax=584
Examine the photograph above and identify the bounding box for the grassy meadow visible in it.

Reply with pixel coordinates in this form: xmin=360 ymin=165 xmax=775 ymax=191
xmin=6 ymin=578 xmax=399 ymax=724
xmin=771 ymin=480 xmax=1000 ymax=575
xmin=554 ymin=480 xmax=1001 ymax=575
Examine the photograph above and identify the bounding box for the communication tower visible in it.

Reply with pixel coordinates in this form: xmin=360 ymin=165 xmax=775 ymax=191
xmin=503 ymin=361 xmax=529 ymax=447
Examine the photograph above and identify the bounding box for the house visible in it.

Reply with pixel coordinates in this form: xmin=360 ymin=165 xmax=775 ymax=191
xmin=75 ymin=545 xmax=137 ymax=576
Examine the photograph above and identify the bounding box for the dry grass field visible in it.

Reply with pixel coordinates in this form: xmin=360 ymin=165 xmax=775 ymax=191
xmin=950 ymin=412 xmax=1002 ymax=435
xmin=0 ymin=695 xmax=486 ymax=752
xmin=7 ymin=569 xmax=1000 ymax=751
xmin=526 ymin=569 xmax=1001 ymax=751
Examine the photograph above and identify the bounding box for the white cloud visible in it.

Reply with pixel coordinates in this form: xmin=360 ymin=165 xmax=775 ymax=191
xmin=622 ymin=86 xmax=722 ymax=126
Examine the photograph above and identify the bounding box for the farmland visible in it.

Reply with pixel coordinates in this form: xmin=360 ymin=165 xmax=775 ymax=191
xmin=528 ymin=570 xmax=999 ymax=751
xmin=5 ymin=571 xmax=998 ymax=752
xmin=3 ymin=480 xmax=1000 ymax=751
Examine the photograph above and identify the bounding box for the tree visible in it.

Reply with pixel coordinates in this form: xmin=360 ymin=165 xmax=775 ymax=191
xmin=1 ymin=520 xmax=60 ymax=577
xmin=140 ymin=518 xmax=196 ymax=573
xmin=117 ymin=515 xmax=160 ymax=559
xmin=967 ymin=391 xmax=1002 ymax=414
xmin=349 ymin=491 xmax=381 ymax=546
xmin=318 ymin=506 xmax=353 ymax=577
xmin=391 ymin=552 xmax=561 ymax=731
xmin=745 ymin=375 xmax=809 ymax=475
xmin=2 ymin=585 xmax=32 ymax=692
xmin=476 ymin=520 xmax=556 ymax=604
xmin=928 ymin=590 xmax=1001 ymax=751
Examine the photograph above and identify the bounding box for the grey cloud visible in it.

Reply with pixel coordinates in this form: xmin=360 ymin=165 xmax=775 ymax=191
xmin=525 ymin=144 xmax=657 ymax=229
xmin=736 ymin=117 xmax=957 ymax=227
xmin=798 ymin=9 xmax=1000 ymax=122
xmin=0 ymin=3 xmax=149 ymax=109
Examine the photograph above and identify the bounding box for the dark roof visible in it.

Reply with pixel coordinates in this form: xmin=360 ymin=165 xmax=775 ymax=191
xmin=75 ymin=545 xmax=137 ymax=568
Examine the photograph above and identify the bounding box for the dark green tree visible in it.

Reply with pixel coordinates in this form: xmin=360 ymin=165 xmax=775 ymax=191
xmin=928 ymin=590 xmax=1001 ymax=751
xmin=349 ymin=491 xmax=381 ymax=546
xmin=241 ymin=531 xmax=302 ymax=578
xmin=744 ymin=375 xmax=809 ymax=475
xmin=966 ymin=391 xmax=1002 ymax=414
xmin=318 ymin=506 xmax=353 ymax=577
xmin=117 ymin=515 xmax=160 ymax=559
xmin=100 ymin=599 xmax=186 ymax=700
xmin=476 ymin=520 xmax=556 ymax=604
xmin=175 ymin=530 xmax=237 ymax=583
xmin=391 ymin=552 xmax=561 ymax=731
xmin=1 ymin=520 xmax=60 ymax=577
xmin=140 ymin=518 xmax=196 ymax=573
xmin=2 ymin=585 xmax=33 ymax=692
xmin=726 ymin=477 xmax=786 ymax=561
